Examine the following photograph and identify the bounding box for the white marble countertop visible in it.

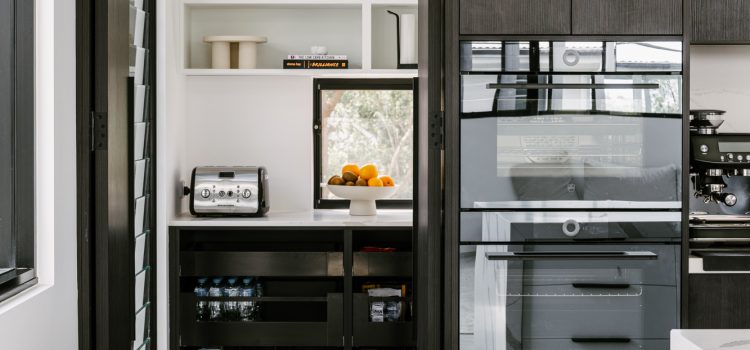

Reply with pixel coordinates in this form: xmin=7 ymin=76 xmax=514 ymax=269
xmin=672 ymin=329 xmax=750 ymax=350
xmin=169 ymin=209 xmax=413 ymax=227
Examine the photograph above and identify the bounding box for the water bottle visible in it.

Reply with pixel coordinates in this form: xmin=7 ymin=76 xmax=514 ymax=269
xmin=194 ymin=277 xmax=209 ymax=321
xmin=223 ymin=277 xmax=240 ymax=321
xmin=208 ymin=277 xmax=224 ymax=321
xmin=253 ymin=279 xmax=264 ymax=320
xmin=239 ymin=277 xmax=256 ymax=322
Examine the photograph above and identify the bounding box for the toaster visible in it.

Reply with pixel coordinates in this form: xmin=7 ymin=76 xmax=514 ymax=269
xmin=189 ymin=166 xmax=269 ymax=217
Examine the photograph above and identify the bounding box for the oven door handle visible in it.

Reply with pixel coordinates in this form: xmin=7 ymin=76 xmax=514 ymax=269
xmin=486 ymin=83 xmax=660 ymax=90
xmin=571 ymin=337 xmax=631 ymax=343
xmin=572 ymin=282 xmax=631 ymax=289
xmin=485 ymin=251 xmax=657 ymax=260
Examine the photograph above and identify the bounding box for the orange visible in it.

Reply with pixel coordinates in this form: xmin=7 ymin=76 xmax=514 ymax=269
xmin=379 ymin=176 xmax=395 ymax=187
xmin=359 ymin=164 xmax=379 ymax=180
xmin=341 ymin=163 xmax=360 ymax=177
xmin=368 ymin=177 xmax=384 ymax=187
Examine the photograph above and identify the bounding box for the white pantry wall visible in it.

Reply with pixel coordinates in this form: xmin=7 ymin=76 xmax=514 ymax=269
xmin=184 ymin=75 xmax=315 ymax=213
xmin=0 ymin=0 xmax=79 ymax=348
xmin=691 ymin=45 xmax=750 ymax=132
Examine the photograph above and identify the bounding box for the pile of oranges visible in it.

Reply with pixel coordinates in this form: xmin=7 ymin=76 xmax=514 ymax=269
xmin=327 ymin=163 xmax=395 ymax=187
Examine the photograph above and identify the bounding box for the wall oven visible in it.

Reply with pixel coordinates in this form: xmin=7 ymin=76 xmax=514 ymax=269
xmin=458 ymin=41 xmax=683 ymax=350
xmin=460 ymin=41 xmax=683 ymax=210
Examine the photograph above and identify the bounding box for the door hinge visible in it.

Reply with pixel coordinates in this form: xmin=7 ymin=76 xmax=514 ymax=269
xmin=91 ymin=111 xmax=108 ymax=151
xmin=430 ymin=111 xmax=444 ymax=149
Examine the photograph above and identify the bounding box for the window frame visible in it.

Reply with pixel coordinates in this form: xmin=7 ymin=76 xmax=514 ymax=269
xmin=313 ymin=78 xmax=415 ymax=210
xmin=0 ymin=0 xmax=36 ymax=304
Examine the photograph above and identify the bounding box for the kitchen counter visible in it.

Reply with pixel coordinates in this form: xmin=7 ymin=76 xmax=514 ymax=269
xmin=671 ymin=329 xmax=750 ymax=349
xmin=169 ymin=209 xmax=413 ymax=227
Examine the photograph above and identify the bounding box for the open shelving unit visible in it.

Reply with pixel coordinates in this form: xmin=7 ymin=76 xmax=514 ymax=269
xmin=179 ymin=0 xmax=418 ymax=76
xmin=169 ymin=226 xmax=416 ymax=349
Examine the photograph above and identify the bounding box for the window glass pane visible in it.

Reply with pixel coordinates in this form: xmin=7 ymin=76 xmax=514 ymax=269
xmin=320 ymin=89 xmax=414 ymax=200
xmin=0 ymin=0 xmax=13 ymax=270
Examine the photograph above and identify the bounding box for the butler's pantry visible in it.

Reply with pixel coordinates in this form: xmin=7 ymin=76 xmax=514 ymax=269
xmin=2 ymin=0 xmax=750 ymax=350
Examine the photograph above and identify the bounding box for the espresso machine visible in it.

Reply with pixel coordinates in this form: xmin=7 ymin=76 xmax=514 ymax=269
xmin=690 ymin=109 xmax=750 ymax=209
xmin=688 ymin=109 xmax=750 ymax=329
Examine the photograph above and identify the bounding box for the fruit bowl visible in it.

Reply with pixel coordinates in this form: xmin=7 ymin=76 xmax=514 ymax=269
xmin=326 ymin=185 xmax=398 ymax=216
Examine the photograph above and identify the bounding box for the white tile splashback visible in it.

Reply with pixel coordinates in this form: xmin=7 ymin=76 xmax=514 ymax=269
xmin=691 ymin=46 xmax=750 ymax=133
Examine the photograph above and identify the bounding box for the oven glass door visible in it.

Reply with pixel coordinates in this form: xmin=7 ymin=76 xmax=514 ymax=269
xmin=460 ymin=74 xmax=682 ymax=210
xmin=459 ymin=244 xmax=679 ymax=350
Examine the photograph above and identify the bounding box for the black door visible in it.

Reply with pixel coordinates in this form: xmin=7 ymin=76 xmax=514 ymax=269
xmin=77 ymin=0 xmax=156 ymax=349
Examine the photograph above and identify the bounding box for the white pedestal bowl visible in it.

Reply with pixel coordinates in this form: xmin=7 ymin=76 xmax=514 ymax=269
xmin=326 ymin=185 xmax=398 ymax=216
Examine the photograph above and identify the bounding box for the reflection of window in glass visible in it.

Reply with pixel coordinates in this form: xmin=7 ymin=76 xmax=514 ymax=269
xmin=315 ymin=79 xmax=414 ymax=208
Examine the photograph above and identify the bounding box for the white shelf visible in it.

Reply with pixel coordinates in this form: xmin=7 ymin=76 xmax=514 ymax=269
xmin=183 ymin=68 xmax=417 ymax=77
xmin=180 ymin=0 xmax=417 ymax=70
xmin=184 ymin=0 xmax=416 ymax=5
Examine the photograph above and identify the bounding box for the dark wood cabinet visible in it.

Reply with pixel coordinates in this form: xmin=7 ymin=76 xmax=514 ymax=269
xmin=691 ymin=0 xmax=750 ymax=43
xmin=459 ymin=0 xmax=571 ymax=35
xmin=572 ymin=0 xmax=683 ymax=35
xmin=689 ymin=274 xmax=750 ymax=328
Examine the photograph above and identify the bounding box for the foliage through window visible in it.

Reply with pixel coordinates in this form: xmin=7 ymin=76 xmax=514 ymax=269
xmin=315 ymin=79 xmax=414 ymax=208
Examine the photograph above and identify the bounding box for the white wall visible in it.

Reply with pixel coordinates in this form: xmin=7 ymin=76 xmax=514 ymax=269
xmin=184 ymin=75 xmax=315 ymax=213
xmin=691 ymin=46 xmax=750 ymax=132
xmin=0 ymin=0 xmax=79 ymax=348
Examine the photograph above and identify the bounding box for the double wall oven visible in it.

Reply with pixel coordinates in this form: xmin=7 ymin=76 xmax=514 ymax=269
xmin=458 ymin=41 xmax=684 ymax=349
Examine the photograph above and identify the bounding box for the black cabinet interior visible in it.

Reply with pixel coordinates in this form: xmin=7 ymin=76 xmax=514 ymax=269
xmin=459 ymin=0 xmax=571 ymax=35
xmin=170 ymin=226 xmax=416 ymax=350
xmin=691 ymin=0 xmax=750 ymax=44
xmin=688 ymin=274 xmax=750 ymax=328
xmin=572 ymin=0 xmax=683 ymax=35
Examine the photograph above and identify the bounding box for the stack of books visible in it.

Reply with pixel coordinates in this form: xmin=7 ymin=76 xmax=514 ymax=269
xmin=283 ymin=54 xmax=349 ymax=69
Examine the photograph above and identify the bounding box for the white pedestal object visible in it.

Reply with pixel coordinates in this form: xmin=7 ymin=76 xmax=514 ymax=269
xmin=204 ymin=35 xmax=267 ymax=69
xmin=326 ymin=185 xmax=398 ymax=216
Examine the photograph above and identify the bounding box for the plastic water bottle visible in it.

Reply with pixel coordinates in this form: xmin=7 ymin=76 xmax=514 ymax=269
xmin=194 ymin=277 xmax=209 ymax=321
xmin=254 ymin=278 xmax=263 ymax=320
xmin=239 ymin=277 xmax=256 ymax=322
xmin=208 ymin=277 xmax=224 ymax=321
xmin=223 ymin=277 xmax=240 ymax=321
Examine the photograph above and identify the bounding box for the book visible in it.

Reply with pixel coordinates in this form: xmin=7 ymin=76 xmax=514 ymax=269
xmin=287 ymin=54 xmax=348 ymax=60
xmin=283 ymin=59 xmax=349 ymax=69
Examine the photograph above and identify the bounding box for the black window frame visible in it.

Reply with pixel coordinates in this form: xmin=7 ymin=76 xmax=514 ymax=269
xmin=313 ymin=78 xmax=415 ymax=210
xmin=0 ymin=0 xmax=36 ymax=303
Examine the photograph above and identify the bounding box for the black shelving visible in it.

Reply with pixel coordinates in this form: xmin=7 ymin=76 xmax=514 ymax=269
xmin=170 ymin=226 xmax=415 ymax=350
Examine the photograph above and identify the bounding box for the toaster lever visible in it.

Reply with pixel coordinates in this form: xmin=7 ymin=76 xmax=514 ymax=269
xmin=183 ymin=186 xmax=191 ymax=196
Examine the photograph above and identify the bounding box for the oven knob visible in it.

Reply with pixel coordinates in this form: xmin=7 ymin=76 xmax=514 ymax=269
xmin=728 ymin=153 xmax=734 ymax=160
xmin=721 ymin=155 xmax=725 ymax=162
xmin=739 ymin=155 xmax=744 ymax=161
xmin=242 ymin=189 xmax=252 ymax=199
xmin=562 ymin=219 xmax=581 ymax=237
xmin=699 ymin=144 xmax=709 ymax=153
xmin=218 ymin=190 xmax=225 ymax=197
xmin=200 ymin=189 xmax=211 ymax=198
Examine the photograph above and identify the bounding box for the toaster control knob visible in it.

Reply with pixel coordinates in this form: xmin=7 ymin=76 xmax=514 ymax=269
xmin=200 ymin=189 xmax=211 ymax=198
xmin=218 ymin=190 xmax=225 ymax=197
xmin=242 ymin=189 xmax=252 ymax=199
xmin=227 ymin=190 xmax=234 ymax=197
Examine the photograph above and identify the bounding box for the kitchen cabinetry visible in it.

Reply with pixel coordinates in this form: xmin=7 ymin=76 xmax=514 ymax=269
xmin=459 ymin=0 xmax=571 ymax=35
xmin=169 ymin=225 xmax=415 ymax=349
xmin=689 ymin=274 xmax=750 ymax=328
xmin=572 ymin=0 xmax=682 ymax=35
xmin=691 ymin=0 xmax=750 ymax=44
xmin=459 ymin=0 xmax=683 ymax=35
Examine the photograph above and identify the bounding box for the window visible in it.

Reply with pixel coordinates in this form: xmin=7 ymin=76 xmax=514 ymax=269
xmin=314 ymin=79 xmax=415 ymax=209
xmin=0 ymin=0 xmax=36 ymax=302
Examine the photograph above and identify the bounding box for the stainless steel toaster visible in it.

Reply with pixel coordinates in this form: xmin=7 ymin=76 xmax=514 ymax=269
xmin=189 ymin=166 xmax=269 ymax=217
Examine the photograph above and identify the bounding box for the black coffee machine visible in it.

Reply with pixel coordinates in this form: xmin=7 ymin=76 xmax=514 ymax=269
xmin=690 ymin=109 xmax=750 ymax=213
